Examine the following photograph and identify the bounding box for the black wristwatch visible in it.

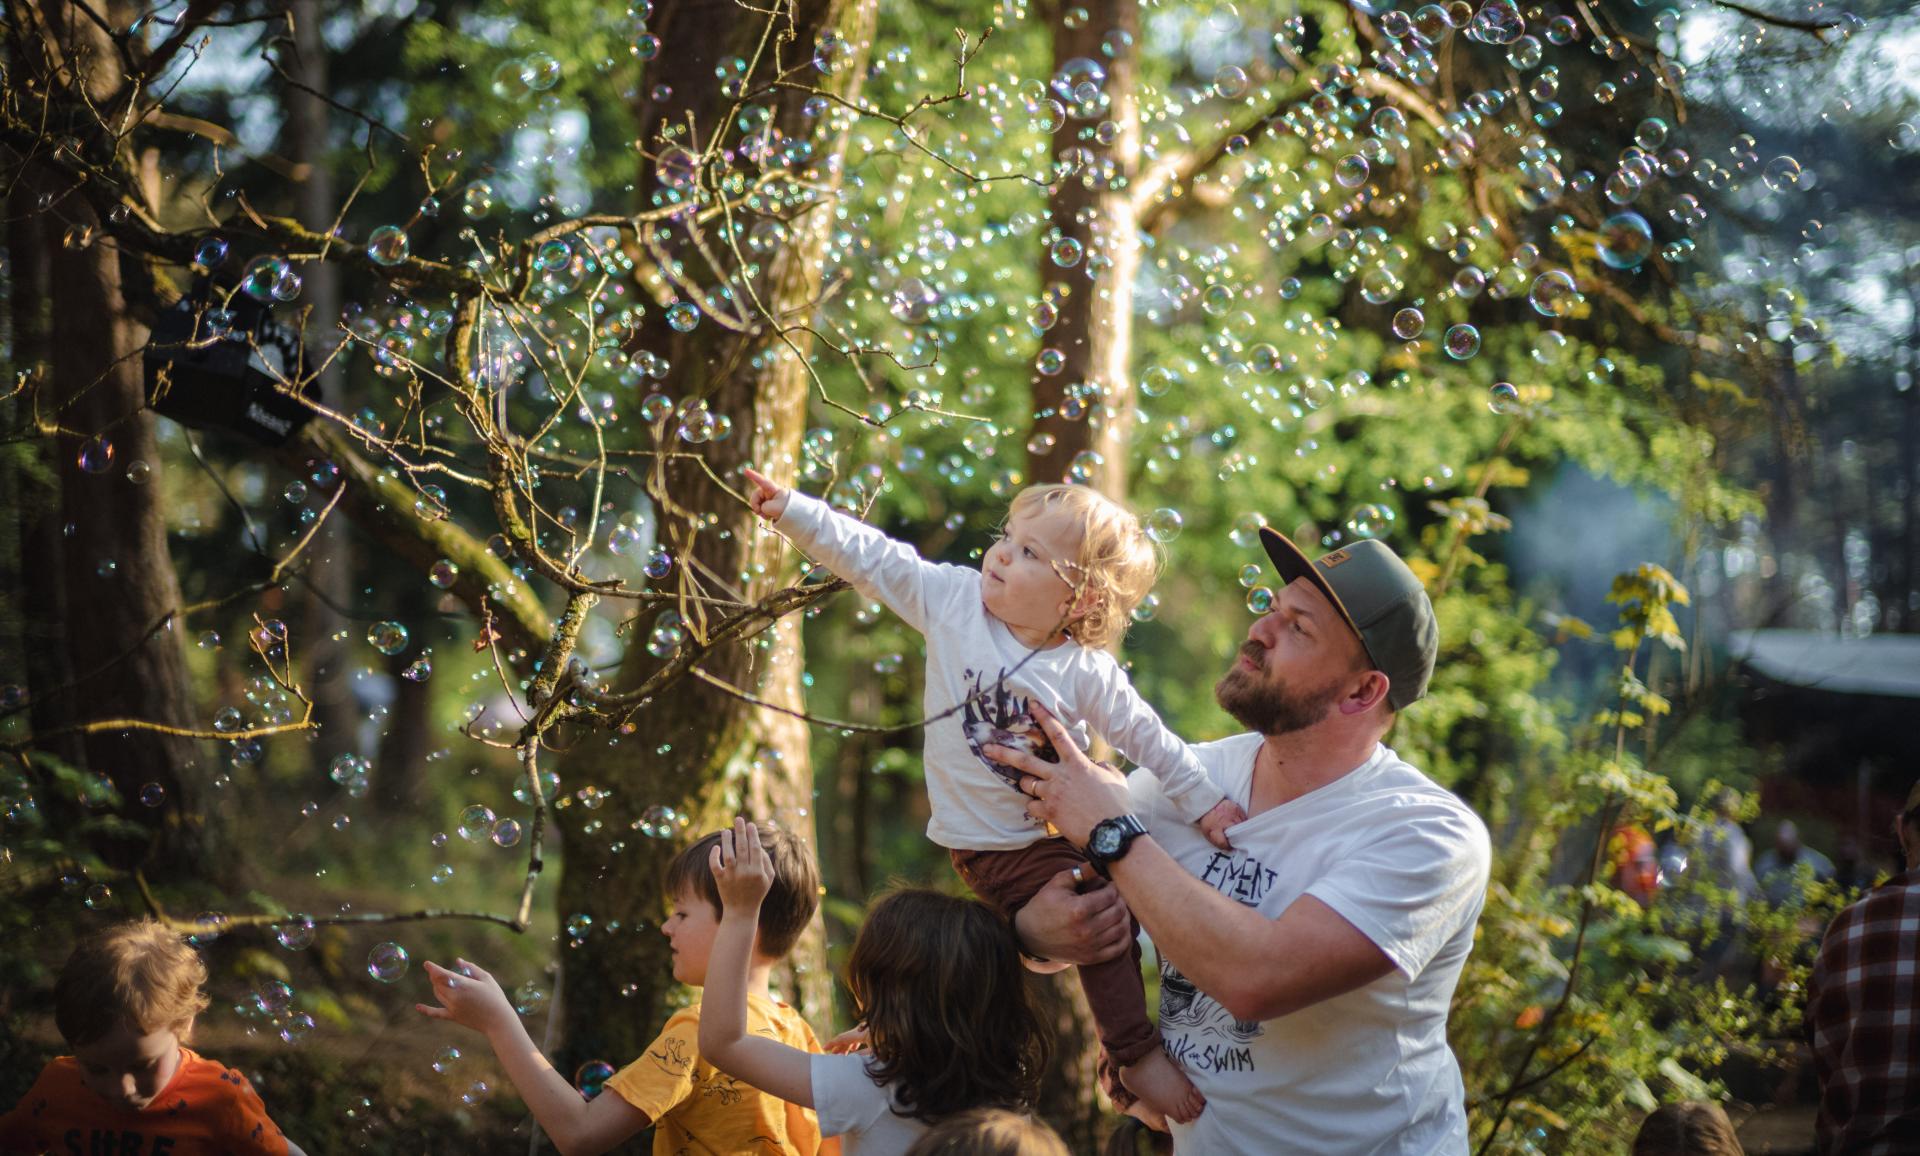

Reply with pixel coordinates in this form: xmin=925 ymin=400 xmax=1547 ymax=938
xmin=1086 ymin=814 xmax=1148 ymax=877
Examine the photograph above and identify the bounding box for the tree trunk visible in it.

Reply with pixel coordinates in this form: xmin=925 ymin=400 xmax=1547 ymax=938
xmin=13 ymin=0 xmax=223 ymax=882
xmin=1026 ymin=0 xmax=1142 ymax=499
xmin=551 ymin=0 xmax=876 ymax=1085
xmin=283 ymin=0 xmax=361 ymax=785
xmin=1022 ymin=0 xmax=1144 ymax=1145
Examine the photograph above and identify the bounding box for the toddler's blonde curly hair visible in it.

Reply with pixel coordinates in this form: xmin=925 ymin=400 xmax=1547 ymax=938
xmin=1004 ymin=484 xmax=1161 ymax=650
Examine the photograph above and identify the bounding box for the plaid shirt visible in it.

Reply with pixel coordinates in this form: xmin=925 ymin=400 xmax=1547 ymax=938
xmin=1806 ymin=867 xmax=1920 ymax=1155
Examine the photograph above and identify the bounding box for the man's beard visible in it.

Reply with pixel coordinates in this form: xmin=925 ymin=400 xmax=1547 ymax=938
xmin=1214 ymin=641 xmax=1344 ymax=736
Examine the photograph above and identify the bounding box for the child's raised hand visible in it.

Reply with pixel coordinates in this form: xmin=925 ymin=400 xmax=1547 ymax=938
xmin=416 ymin=958 xmax=517 ymax=1038
xmin=1198 ymin=797 xmax=1247 ymax=852
xmin=740 ymin=467 xmax=790 ymax=522
xmin=710 ymin=817 xmax=775 ymax=911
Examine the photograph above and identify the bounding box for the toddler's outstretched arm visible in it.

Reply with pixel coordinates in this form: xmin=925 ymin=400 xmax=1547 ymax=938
xmin=417 ymin=958 xmax=647 ymax=1154
xmin=698 ymin=818 xmax=817 ymax=1108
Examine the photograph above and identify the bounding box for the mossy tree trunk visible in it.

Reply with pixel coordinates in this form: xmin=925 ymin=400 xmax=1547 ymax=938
xmin=550 ymin=0 xmax=876 ymax=1086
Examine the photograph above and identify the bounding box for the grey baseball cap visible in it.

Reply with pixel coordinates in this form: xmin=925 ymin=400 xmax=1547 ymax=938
xmin=1259 ymin=529 xmax=1439 ymax=711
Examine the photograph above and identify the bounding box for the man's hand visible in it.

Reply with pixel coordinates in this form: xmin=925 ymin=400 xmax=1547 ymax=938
xmin=711 ymin=817 xmax=775 ymax=912
xmin=416 ymin=957 xmax=517 ymax=1038
xmin=1012 ymin=867 xmax=1135 ymax=967
xmin=741 ymin=467 xmax=790 ymax=521
xmin=1198 ymin=797 xmax=1247 ymax=852
xmin=985 ymin=702 xmax=1133 ymax=847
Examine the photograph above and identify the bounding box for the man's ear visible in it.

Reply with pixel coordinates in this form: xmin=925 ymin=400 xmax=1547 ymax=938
xmin=1339 ymin=670 xmax=1391 ymax=715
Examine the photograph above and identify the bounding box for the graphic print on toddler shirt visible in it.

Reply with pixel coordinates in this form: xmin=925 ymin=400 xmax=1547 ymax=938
xmin=960 ymin=668 xmax=1053 ymax=791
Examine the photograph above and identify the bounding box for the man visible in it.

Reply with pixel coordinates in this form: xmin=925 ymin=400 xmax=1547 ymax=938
xmin=1756 ymin=820 xmax=1835 ymax=907
xmin=998 ymin=529 xmax=1490 ymax=1153
xmin=1805 ymin=780 xmax=1920 ymax=1155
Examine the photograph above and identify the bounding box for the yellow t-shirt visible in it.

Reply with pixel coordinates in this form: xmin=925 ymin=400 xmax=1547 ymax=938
xmin=605 ymin=993 xmax=829 ymax=1156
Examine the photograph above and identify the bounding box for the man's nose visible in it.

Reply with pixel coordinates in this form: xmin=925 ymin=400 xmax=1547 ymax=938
xmin=1248 ymin=611 xmax=1281 ymax=646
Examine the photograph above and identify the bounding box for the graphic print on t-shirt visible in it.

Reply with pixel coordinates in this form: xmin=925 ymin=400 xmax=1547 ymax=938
xmin=1159 ymin=848 xmax=1269 ymax=1074
xmin=959 ymin=667 xmax=1051 ymax=790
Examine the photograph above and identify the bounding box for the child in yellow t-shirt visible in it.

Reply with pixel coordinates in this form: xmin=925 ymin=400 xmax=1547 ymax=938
xmin=418 ymin=822 xmax=833 ymax=1155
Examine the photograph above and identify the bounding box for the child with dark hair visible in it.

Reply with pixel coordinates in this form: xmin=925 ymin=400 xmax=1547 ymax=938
xmin=901 ymin=1108 xmax=1068 ymax=1156
xmin=0 ymin=919 xmax=304 ymax=1155
xmin=699 ymin=820 xmax=1048 ymax=1155
xmin=418 ymin=820 xmax=830 ymax=1155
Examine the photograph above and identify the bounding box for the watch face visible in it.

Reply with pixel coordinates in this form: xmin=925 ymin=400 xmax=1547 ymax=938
xmin=1090 ymin=824 xmax=1120 ymax=856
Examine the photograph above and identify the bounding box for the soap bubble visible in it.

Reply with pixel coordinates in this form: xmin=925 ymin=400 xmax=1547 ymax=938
xmin=1762 ymin=155 xmax=1803 ymax=193
xmin=889 ymin=278 xmax=939 ymax=324
xmin=657 ymin=146 xmax=699 ymax=190
xmin=1334 ymin=154 xmax=1370 ymax=188
xmin=461 ymin=1080 xmax=490 ymax=1106
xmin=1597 ymin=212 xmax=1653 ymax=269
xmin=367 ymin=621 xmax=410 ymax=655
xmin=429 ymin=560 xmax=459 ymax=589
xmin=491 ymin=817 xmax=524 ymax=847
xmin=84 ymin=884 xmax=113 ymax=910
xmin=1391 ymin=308 xmax=1425 ymax=340
xmin=666 ymin=302 xmax=700 ymax=332
xmin=1246 ymin=586 xmax=1274 ymax=614
xmin=1213 ymin=64 xmax=1249 ymax=99
xmin=275 ymin=917 xmax=316 ymax=951
xmin=1345 ymin=504 xmax=1396 ymax=540
xmin=366 ymin=942 xmax=410 ymax=983
xmin=1049 ymin=237 xmax=1084 ymax=268
xmin=521 ymin=52 xmax=561 ymax=91
xmin=1528 ymin=270 xmax=1578 ymax=318
xmin=461 ymin=181 xmax=495 ymax=219
xmin=1443 ymin=324 xmax=1481 ymax=360
xmin=366 ymin=225 xmax=409 ymax=267
xmin=513 ymin=981 xmax=548 ymax=1015
xmin=278 ymin=1013 xmax=315 ymax=1044
xmin=1130 ymin=593 xmax=1159 ymax=622
xmin=239 ymin=255 xmax=289 ymax=301
xmin=1229 ymin=512 xmax=1269 ymax=548
xmin=77 ymin=436 xmax=115 ymax=474
xmin=813 ymin=31 xmax=853 ymax=74
xmin=253 ymin=980 xmax=295 ymax=1016
xmin=1140 ymin=366 xmax=1176 ymax=397
xmin=576 ymin=1060 xmax=617 ymax=1100
xmin=1145 ymin=508 xmax=1183 ymax=543
xmin=1489 ymin=382 xmax=1522 ymax=414
xmin=431 ymin=864 xmax=453 ymax=884
xmin=1238 ymin=564 xmax=1263 ymax=588
xmin=139 ymin=782 xmax=166 ymax=807
xmin=192 ymin=236 xmax=229 ymax=269
xmin=432 ymin=1046 xmax=462 ymax=1075
xmin=458 ymin=804 xmax=497 ymax=841
xmin=638 ymin=804 xmax=687 ymax=838
xmin=535 ymin=239 xmax=571 ymax=271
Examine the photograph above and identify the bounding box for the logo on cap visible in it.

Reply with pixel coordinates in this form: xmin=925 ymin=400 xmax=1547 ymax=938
xmin=1318 ymin=549 xmax=1354 ymax=570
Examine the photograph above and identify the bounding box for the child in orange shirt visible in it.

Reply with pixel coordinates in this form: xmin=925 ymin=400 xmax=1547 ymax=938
xmin=0 ymin=919 xmax=305 ymax=1156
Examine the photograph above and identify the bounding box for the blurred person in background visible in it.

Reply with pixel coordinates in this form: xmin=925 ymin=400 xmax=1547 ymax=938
xmin=1632 ymin=1101 xmax=1745 ymax=1156
xmin=1756 ymin=821 xmax=1834 ymax=908
xmin=1804 ymin=779 xmax=1920 ymax=1155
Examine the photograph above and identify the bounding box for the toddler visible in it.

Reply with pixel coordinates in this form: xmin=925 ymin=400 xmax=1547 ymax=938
xmin=743 ymin=468 xmax=1241 ymax=1121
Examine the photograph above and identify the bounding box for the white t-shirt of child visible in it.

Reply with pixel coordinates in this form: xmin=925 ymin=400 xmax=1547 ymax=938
xmin=778 ymin=492 xmax=1223 ymax=851
xmin=1130 ymin=733 xmax=1492 ymax=1155
xmin=809 ymin=1052 xmax=931 ymax=1156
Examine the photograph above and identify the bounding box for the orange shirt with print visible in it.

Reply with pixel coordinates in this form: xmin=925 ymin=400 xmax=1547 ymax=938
xmin=0 ymin=1048 xmax=288 ymax=1156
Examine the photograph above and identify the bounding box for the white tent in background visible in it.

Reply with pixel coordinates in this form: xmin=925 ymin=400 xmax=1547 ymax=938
xmin=1729 ymin=630 xmax=1920 ymax=699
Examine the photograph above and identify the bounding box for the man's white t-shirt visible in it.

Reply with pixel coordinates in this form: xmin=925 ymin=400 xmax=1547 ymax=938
xmin=809 ymin=1053 xmax=931 ymax=1156
xmin=1131 ymin=733 xmax=1492 ymax=1155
